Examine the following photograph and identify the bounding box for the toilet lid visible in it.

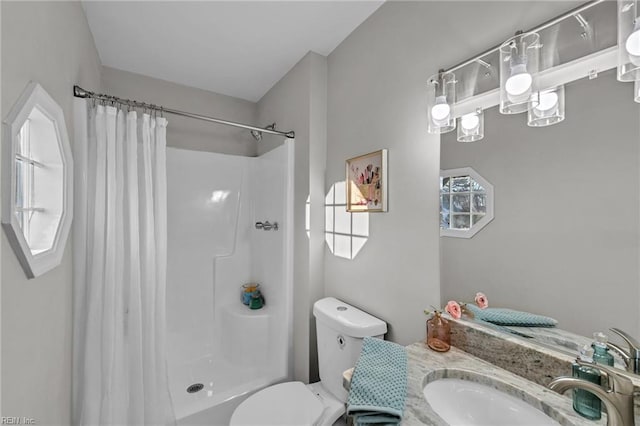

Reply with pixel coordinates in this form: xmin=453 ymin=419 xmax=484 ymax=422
xmin=230 ymin=381 xmax=324 ymax=426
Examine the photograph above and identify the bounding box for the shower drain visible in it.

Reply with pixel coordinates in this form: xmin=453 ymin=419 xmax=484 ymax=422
xmin=186 ymin=383 xmax=204 ymax=394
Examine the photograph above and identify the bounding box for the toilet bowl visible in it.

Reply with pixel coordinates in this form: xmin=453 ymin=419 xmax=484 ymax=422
xmin=229 ymin=297 xmax=387 ymax=426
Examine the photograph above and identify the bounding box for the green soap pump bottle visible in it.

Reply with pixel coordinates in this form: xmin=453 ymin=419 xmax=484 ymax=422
xmin=572 ymin=345 xmax=602 ymax=420
xmin=592 ymin=332 xmax=614 ymax=366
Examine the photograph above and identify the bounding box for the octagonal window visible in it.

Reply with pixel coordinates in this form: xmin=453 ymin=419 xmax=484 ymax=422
xmin=440 ymin=167 xmax=493 ymax=238
xmin=2 ymin=82 xmax=73 ymax=278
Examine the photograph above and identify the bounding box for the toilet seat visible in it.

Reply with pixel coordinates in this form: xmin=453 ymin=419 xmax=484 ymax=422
xmin=230 ymin=381 xmax=324 ymax=426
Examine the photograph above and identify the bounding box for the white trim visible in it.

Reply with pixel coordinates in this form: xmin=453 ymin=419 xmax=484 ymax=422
xmin=1 ymin=82 xmax=73 ymax=278
xmin=284 ymin=139 xmax=295 ymax=381
xmin=440 ymin=167 xmax=494 ymax=239
xmin=453 ymin=47 xmax=618 ymax=118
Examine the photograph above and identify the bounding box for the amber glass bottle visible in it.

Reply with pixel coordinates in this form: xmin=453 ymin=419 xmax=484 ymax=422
xmin=426 ymin=312 xmax=451 ymax=352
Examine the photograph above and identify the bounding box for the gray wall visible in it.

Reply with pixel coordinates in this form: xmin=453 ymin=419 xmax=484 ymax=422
xmin=441 ymin=71 xmax=640 ymax=338
xmin=102 ymin=66 xmax=258 ymax=156
xmin=1 ymin=1 xmax=102 ymax=423
xmin=256 ymin=51 xmax=327 ymax=383
xmin=324 ymin=1 xmax=581 ymax=346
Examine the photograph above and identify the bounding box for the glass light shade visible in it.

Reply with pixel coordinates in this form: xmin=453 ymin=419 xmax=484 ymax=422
xmin=635 ymin=79 xmax=640 ymax=103
xmin=457 ymin=108 xmax=484 ymax=142
xmin=427 ymin=72 xmax=456 ymax=134
xmin=500 ymin=32 xmax=540 ymax=114
xmin=618 ymin=0 xmax=640 ymax=81
xmin=527 ymin=85 xmax=565 ymax=127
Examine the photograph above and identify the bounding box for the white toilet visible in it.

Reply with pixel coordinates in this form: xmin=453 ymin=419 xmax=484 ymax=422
xmin=230 ymin=297 xmax=387 ymax=426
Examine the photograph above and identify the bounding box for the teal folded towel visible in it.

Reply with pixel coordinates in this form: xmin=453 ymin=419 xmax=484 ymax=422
xmin=347 ymin=337 xmax=407 ymax=425
xmin=465 ymin=304 xmax=557 ymax=327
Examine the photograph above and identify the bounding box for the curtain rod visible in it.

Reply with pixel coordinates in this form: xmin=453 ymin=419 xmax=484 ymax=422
xmin=442 ymin=0 xmax=605 ymax=75
xmin=73 ymin=85 xmax=295 ymax=139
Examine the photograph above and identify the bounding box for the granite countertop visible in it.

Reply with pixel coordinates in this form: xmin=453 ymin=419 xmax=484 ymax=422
xmin=402 ymin=342 xmax=606 ymax=426
xmin=342 ymin=339 xmax=637 ymax=425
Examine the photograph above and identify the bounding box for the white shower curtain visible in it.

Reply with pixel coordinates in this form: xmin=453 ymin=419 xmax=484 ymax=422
xmin=73 ymin=100 xmax=175 ymax=425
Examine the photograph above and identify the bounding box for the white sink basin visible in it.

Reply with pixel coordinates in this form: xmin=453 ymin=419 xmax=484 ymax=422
xmin=423 ymin=378 xmax=560 ymax=425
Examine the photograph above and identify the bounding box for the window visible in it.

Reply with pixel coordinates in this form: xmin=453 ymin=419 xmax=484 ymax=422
xmin=325 ymin=181 xmax=369 ymax=259
xmin=3 ymin=82 xmax=73 ymax=278
xmin=440 ymin=167 xmax=494 ymax=238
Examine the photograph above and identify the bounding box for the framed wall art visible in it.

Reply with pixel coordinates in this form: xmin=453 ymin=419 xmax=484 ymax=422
xmin=346 ymin=149 xmax=388 ymax=212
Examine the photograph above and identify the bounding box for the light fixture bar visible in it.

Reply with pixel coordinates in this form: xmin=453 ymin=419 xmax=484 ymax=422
xmin=441 ymin=0 xmax=605 ymax=75
xmin=452 ymin=46 xmax=617 ymax=118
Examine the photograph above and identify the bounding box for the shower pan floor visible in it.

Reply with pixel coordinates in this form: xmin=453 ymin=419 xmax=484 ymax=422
xmin=170 ymin=351 xmax=281 ymax=421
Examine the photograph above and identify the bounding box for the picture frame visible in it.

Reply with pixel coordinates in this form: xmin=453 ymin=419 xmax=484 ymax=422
xmin=346 ymin=149 xmax=388 ymax=212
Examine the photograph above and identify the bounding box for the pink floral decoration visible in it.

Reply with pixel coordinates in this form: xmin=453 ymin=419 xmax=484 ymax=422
xmin=475 ymin=292 xmax=488 ymax=309
xmin=445 ymin=300 xmax=461 ymax=319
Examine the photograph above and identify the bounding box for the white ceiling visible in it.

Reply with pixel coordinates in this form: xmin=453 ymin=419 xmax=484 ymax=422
xmin=82 ymin=1 xmax=384 ymax=102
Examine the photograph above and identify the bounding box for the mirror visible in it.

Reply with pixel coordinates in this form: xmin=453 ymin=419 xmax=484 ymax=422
xmin=2 ymin=82 xmax=73 ymax=278
xmin=440 ymin=70 xmax=640 ymax=362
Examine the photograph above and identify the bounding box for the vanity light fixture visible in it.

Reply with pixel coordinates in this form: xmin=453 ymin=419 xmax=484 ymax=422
xmin=427 ymin=71 xmax=456 ymax=134
xmin=500 ymin=31 xmax=541 ymax=114
xmin=457 ymin=108 xmax=484 ymax=142
xmin=527 ymin=85 xmax=566 ymax=127
xmin=618 ymin=0 xmax=640 ymax=82
xmin=433 ymin=1 xmax=635 ymax=140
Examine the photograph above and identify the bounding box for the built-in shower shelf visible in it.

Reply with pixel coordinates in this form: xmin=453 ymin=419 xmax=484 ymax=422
xmin=221 ymin=304 xmax=271 ymax=368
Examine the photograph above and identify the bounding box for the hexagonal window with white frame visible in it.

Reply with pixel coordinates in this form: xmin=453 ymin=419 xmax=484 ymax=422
xmin=2 ymin=82 xmax=73 ymax=278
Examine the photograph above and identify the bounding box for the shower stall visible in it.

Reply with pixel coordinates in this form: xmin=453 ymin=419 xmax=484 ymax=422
xmin=166 ymin=141 xmax=294 ymax=423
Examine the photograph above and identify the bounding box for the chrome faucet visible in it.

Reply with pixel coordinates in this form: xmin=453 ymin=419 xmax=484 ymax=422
xmin=548 ymin=359 xmax=635 ymax=426
xmin=607 ymin=328 xmax=640 ymax=375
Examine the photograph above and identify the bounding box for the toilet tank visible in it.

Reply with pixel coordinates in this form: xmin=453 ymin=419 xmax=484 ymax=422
xmin=313 ymin=297 xmax=387 ymax=402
